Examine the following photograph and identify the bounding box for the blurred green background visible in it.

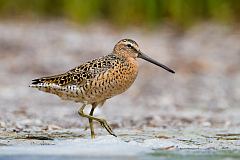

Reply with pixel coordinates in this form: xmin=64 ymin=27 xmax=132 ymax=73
xmin=0 ymin=0 xmax=239 ymax=28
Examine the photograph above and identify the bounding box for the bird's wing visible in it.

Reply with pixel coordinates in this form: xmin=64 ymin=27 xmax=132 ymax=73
xmin=31 ymin=54 xmax=120 ymax=87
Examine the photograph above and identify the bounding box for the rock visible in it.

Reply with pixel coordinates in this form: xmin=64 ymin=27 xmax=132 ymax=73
xmin=0 ymin=121 xmax=6 ymax=128
xmin=202 ymin=121 xmax=211 ymax=127
xmin=45 ymin=124 xmax=62 ymax=130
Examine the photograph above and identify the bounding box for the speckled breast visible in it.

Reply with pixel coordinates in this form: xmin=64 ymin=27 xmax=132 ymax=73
xmin=83 ymin=57 xmax=139 ymax=104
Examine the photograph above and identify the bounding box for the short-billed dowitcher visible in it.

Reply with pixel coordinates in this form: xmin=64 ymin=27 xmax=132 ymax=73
xmin=30 ymin=39 xmax=175 ymax=138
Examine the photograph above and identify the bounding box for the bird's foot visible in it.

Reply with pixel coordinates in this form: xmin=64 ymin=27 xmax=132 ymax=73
xmin=99 ymin=119 xmax=117 ymax=137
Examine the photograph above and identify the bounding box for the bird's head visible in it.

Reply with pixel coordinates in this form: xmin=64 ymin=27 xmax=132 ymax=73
xmin=113 ymin=39 xmax=175 ymax=74
xmin=113 ymin=39 xmax=140 ymax=58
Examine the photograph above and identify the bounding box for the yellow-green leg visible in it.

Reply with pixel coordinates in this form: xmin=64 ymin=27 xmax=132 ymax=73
xmin=78 ymin=104 xmax=117 ymax=137
xmin=89 ymin=105 xmax=96 ymax=139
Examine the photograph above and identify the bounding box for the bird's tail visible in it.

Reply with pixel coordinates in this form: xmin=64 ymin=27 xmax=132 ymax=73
xmin=29 ymin=73 xmax=70 ymax=89
xmin=29 ymin=78 xmax=47 ymax=88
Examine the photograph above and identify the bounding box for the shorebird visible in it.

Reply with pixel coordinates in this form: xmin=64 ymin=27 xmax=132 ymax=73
xmin=30 ymin=39 xmax=175 ymax=138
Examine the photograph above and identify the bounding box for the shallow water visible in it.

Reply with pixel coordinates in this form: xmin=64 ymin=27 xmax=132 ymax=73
xmin=150 ymin=150 xmax=240 ymax=160
xmin=1 ymin=149 xmax=240 ymax=160
xmin=1 ymin=134 xmax=240 ymax=160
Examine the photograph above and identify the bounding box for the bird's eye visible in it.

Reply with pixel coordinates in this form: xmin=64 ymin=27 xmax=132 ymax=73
xmin=127 ymin=44 xmax=132 ymax=48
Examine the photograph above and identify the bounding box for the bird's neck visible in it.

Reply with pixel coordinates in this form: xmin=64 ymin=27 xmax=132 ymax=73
xmin=112 ymin=51 xmax=135 ymax=60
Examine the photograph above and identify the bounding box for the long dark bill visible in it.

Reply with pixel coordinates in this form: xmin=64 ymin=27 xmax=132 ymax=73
xmin=138 ymin=52 xmax=175 ymax=74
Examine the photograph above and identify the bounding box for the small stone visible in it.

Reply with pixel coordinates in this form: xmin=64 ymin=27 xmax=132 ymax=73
xmin=202 ymin=121 xmax=211 ymax=127
xmin=155 ymin=134 xmax=171 ymax=139
xmin=0 ymin=121 xmax=6 ymax=128
xmin=46 ymin=124 xmax=62 ymax=130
